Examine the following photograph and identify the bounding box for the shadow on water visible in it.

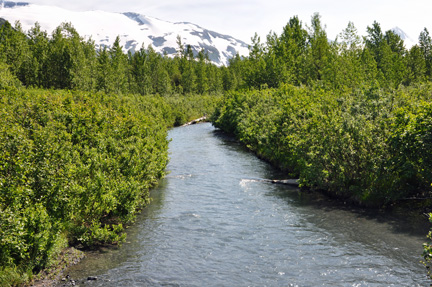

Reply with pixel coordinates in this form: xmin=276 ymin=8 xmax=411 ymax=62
xmin=212 ymin=126 xmax=431 ymax=239
xmin=211 ymin=128 xmax=289 ymax=180
xmin=268 ymin=185 xmax=430 ymax=237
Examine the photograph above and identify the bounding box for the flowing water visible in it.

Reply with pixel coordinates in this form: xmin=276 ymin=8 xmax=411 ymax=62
xmin=64 ymin=123 xmax=430 ymax=286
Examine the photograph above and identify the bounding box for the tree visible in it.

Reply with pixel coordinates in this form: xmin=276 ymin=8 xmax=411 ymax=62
xmin=129 ymin=44 xmax=153 ymax=95
xmin=330 ymin=22 xmax=365 ymax=89
xmin=382 ymin=30 xmax=407 ymax=87
xmin=276 ymin=16 xmax=308 ymax=85
xmin=181 ymin=44 xmax=197 ymax=93
xmin=196 ymin=49 xmax=209 ymax=94
xmin=96 ymin=46 xmax=113 ymax=93
xmin=263 ymin=31 xmax=288 ymax=88
xmin=405 ymin=45 xmax=426 ymax=85
xmin=45 ymin=23 xmax=74 ymax=89
xmin=419 ymin=28 xmax=432 ymax=78
xmin=244 ymin=33 xmax=267 ymax=89
xmin=306 ymin=13 xmax=330 ymax=82
xmin=0 ymin=21 xmax=32 ymax=85
xmin=44 ymin=22 xmax=94 ymax=90
xmin=228 ymin=53 xmax=245 ymax=90
xmin=365 ymin=22 xmax=407 ymax=88
xmin=109 ymin=36 xmax=128 ymax=93
xmin=27 ymin=22 xmax=49 ymax=87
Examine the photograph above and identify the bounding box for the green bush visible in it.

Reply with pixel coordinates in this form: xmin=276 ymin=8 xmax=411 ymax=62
xmin=212 ymin=83 xmax=432 ymax=205
xmin=0 ymin=86 xmax=220 ymax=285
xmin=0 ymin=88 xmax=172 ymax=283
xmin=0 ymin=62 xmax=21 ymax=89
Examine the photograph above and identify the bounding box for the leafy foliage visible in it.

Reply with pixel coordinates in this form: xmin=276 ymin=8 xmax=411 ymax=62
xmin=0 ymin=89 xmax=167 ymax=275
xmin=0 ymin=88 xmax=218 ymax=285
xmin=3 ymin=12 xmax=432 ymax=284
xmin=213 ymin=84 xmax=432 ymax=205
xmin=210 ymin=15 xmax=432 ymax=280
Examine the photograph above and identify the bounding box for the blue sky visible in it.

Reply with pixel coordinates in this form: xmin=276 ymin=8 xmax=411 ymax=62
xmin=25 ymin=0 xmax=432 ymax=44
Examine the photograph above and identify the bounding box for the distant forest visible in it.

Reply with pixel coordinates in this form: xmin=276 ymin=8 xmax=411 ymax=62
xmin=2 ymin=13 xmax=432 ymax=93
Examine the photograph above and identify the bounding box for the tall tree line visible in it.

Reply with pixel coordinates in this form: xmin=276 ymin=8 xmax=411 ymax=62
xmin=228 ymin=13 xmax=432 ymax=91
xmin=0 ymin=20 xmax=228 ymax=95
xmin=3 ymin=15 xmax=432 ymax=95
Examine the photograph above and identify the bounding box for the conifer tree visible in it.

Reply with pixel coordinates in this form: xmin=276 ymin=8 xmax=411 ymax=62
xmin=306 ymin=13 xmax=330 ymax=82
xmin=0 ymin=21 xmax=32 ymax=85
xmin=181 ymin=44 xmax=197 ymax=93
xmin=129 ymin=44 xmax=153 ymax=95
xmin=419 ymin=28 xmax=432 ymax=78
xmin=27 ymin=22 xmax=49 ymax=87
xmin=276 ymin=16 xmax=308 ymax=85
xmin=109 ymin=36 xmax=128 ymax=93
xmin=196 ymin=49 xmax=209 ymax=94
xmin=405 ymin=45 xmax=426 ymax=84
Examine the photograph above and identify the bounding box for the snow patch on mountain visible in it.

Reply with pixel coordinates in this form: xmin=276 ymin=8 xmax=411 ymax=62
xmin=392 ymin=26 xmax=416 ymax=48
xmin=0 ymin=1 xmax=249 ymax=66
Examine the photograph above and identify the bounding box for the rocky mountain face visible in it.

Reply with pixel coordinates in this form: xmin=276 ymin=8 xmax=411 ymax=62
xmin=0 ymin=1 xmax=249 ymax=66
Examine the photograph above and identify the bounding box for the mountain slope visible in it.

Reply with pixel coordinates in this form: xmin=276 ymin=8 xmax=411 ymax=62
xmin=392 ymin=26 xmax=416 ymax=48
xmin=0 ymin=1 xmax=249 ymax=66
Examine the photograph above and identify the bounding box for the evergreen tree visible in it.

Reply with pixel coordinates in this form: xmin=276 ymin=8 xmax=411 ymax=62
xmin=276 ymin=16 xmax=308 ymax=85
xmin=45 ymin=23 xmax=74 ymax=89
xmin=181 ymin=44 xmax=197 ymax=93
xmin=405 ymin=45 xmax=426 ymax=84
xmin=96 ymin=46 xmax=113 ymax=93
xmin=109 ymin=36 xmax=128 ymax=93
xmin=27 ymin=22 xmax=49 ymax=87
xmin=226 ymin=53 xmax=244 ymax=90
xmin=365 ymin=22 xmax=407 ymax=88
xmin=244 ymin=33 xmax=267 ymax=89
xmin=208 ymin=63 xmax=223 ymax=93
xmin=0 ymin=21 xmax=32 ymax=85
xmin=419 ymin=28 xmax=432 ymax=78
xmin=306 ymin=13 xmax=330 ymax=82
xmin=129 ymin=44 xmax=153 ymax=95
xmin=330 ymin=22 xmax=365 ymax=89
xmin=263 ymin=31 xmax=287 ymax=88
xmin=196 ymin=49 xmax=209 ymax=94
xmin=168 ymin=56 xmax=183 ymax=93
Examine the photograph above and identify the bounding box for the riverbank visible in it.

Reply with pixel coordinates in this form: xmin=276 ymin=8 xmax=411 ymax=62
xmin=29 ymin=248 xmax=84 ymax=287
xmin=211 ymin=84 xmax=432 ymax=207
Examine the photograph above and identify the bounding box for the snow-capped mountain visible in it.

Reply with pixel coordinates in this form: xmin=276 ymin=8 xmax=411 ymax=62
xmin=392 ymin=26 xmax=416 ymax=48
xmin=0 ymin=1 xmax=249 ymax=66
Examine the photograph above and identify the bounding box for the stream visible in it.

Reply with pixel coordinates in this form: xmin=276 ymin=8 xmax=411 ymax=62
xmin=63 ymin=122 xmax=430 ymax=286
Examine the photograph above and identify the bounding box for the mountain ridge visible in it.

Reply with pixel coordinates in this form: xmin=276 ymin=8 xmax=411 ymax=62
xmin=0 ymin=1 xmax=249 ymax=66
xmin=391 ymin=26 xmax=416 ymax=47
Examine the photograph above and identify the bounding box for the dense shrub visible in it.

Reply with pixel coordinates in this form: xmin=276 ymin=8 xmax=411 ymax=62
xmin=0 ymin=89 xmax=171 ymax=280
xmin=212 ymin=84 xmax=432 ymax=205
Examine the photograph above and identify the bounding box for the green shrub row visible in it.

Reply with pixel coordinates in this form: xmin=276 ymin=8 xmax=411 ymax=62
xmin=212 ymin=83 xmax=432 ymax=205
xmin=0 ymin=87 xmax=219 ymax=285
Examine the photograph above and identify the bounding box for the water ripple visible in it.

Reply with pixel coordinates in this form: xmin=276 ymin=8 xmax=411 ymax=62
xmin=63 ymin=123 xmax=429 ymax=287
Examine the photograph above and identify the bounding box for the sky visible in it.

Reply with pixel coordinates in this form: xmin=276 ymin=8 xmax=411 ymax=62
xmin=22 ymin=0 xmax=432 ymax=44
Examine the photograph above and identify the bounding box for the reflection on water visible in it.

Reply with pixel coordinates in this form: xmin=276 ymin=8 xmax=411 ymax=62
xmin=63 ymin=123 xmax=430 ymax=287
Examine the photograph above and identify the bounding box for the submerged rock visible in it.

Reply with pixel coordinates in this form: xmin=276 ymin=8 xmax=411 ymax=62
xmin=263 ymin=179 xmax=299 ymax=186
xmin=87 ymin=276 xmax=98 ymax=281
